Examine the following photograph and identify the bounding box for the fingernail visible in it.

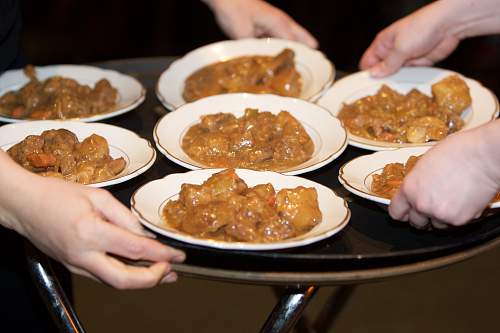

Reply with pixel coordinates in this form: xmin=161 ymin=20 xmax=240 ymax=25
xmin=172 ymin=252 xmax=186 ymax=263
xmin=370 ymin=66 xmax=384 ymax=78
xmin=142 ymin=229 xmax=157 ymax=239
xmin=162 ymin=272 xmax=178 ymax=283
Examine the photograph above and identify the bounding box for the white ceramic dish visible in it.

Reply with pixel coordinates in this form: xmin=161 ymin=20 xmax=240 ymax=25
xmin=153 ymin=93 xmax=348 ymax=175
xmin=338 ymin=146 xmax=430 ymax=205
xmin=131 ymin=168 xmax=350 ymax=250
xmin=156 ymin=38 xmax=335 ymax=110
xmin=318 ymin=67 xmax=499 ymax=151
xmin=0 ymin=121 xmax=156 ymax=187
xmin=0 ymin=65 xmax=145 ymax=122
xmin=338 ymin=146 xmax=500 ymax=209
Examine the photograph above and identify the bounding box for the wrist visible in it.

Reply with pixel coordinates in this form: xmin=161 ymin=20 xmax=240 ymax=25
xmin=438 ymin=0 xmax=500 ymax=39
xmin=0 ymin=152 xmax=40 ymax=236
xmin=473 ymin=119 xmax=500 ymax=186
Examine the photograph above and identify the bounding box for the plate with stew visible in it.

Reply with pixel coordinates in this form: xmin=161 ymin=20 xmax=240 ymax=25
xmin=338 ymin=146 xmax=500 ymax=208
xmin=318 ymin=67 xmax=499 ymax=151
xmin=131 ymin=168 xmax=350 ymax=250
xmin=153 ymin=93 xmax=348 ymax=175
xmin=0 ymin=121 xmax=155 ymax=187
xmin=0 ymin=65 xmax=145 ymax=122
xmin=156 ymin=38 xmax=334 ymax=110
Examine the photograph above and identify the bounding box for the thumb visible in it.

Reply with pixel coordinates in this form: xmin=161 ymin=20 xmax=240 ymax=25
xmin=369 ymin=50 xmax=407 ymax=78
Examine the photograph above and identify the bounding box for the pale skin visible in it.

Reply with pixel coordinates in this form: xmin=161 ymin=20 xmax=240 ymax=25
xmin=389 ymin=120 xmax=500 ymax=229
xmin=0 ymin=150 xmax=185 ymax=289
xmin=360 ymin=0 xmax=500 ymax=77
xmin=0 ymin=0 xmax=316 ymax=291
xmin=203 ymin=0 xmax=318 ymax=48
xmin=359 ymin=0 xmax=500 ymax=228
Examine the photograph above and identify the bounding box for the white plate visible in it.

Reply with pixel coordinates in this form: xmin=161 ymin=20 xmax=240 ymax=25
xmin=153 ymin=93 xmax=348 ymax=175
xmin=131 ymin=168 xmax=350 ymax=250
xmin=0 ymin=121 xmax=156 ymax=187
xmin=156 ymin=38 xmax=335 ymax=110
xmin=338 ymin=146 xmax=500 ymax=209
xmin=0 ymin=65 xmax=145 ymax=122
xmin=318 ymin=67 xmax=499 ymax=151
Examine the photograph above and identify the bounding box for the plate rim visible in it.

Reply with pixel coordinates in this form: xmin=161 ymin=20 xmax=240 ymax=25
xmin=155 ymin=37 xmax=335 ymax=110
xmin=0 ymin=120 xmax=156 ymax=187
xmin=0 ymin=64 xmax=146 ymax=123
xmin=318 ymin=66 xmax=500 ymax=151
xmin=130 ymin=168 xmax=351 ymax=251
xmin=338 ymin=146 xmax=499 ymax=208
xmin=153 ymin=93 xmax=348 ymax=175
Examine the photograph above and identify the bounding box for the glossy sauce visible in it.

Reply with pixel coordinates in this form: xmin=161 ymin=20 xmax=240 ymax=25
xmin=183 ymin=49 xmax=302 ymax=102
xmin=8 ymin=129 xmax=126 ymax=184
xmin=182 ymin=108 xmax=314 ymax=171
xmin=338 ymin=75 xmax=472 ymax=143
xmin=0 ymin=65 xmax=118 ymax=120
xmin=163 ymin=169 xmax=322 ymax=242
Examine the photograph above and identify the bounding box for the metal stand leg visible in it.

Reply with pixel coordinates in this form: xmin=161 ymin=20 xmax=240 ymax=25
xmin=260 ymin=286 xmax=318 ymax=333
xmin=25 ymin=241 xmax=86 ymax=333
xmin=312 ymin=285 xmax=357 ymax=333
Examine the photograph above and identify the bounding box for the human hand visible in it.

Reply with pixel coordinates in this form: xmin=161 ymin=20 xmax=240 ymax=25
xmin=389 ymin=122 xmax=500 ymax=229
xmin=203 ymin=0 xmax=318 ymax=48
xmin=0 ymin=161 xmax=185 ymax=289
xmin=360 ymin=2 xmax=462 ymax=77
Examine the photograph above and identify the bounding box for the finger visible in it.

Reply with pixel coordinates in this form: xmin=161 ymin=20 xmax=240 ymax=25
xmin=161 ymin=271 xmax=178 ymax=284
xmin=406 ymin=58 xmax=434 ymax=67
xmin=80 ymin=252 xmax=170 ymax=289
xmin=65 ymin=264 xmax=101 ymax=282
xmin=94 ymin=219 xmax=186 ymax=263
xmin=408 ymin=209 xmax=430 ymax=230
xmin=389 ymin=190 xmax=411 ymax=221
xmin=290 ymin=22 xmax=318 ymax=48
xmin=89 ymin=189 xmax=148 ymax=237
xmin=431 ymin=219 xmax=449 ymax=230
xmin=360 ymin=43 xmax=383 ymax=70
xmin=360 ymin=29 xmax=394 ymax=70
xmin=369 ymin=49 xmax=407 ymax=78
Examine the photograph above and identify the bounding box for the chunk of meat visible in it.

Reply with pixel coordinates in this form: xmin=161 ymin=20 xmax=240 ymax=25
xmin=275 ymin=186 xmax=322 ymax=232
xmin=163 ymin=169 xmax=323 ymax=243
xmin=431 ymin=74 xmax=472 ymax=114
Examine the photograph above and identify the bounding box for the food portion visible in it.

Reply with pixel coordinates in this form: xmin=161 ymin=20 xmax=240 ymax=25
xmin=371 ymin=155 xmax=420 ymax=198
xmin=0 ymin=65 xmax=118 ymax=120
xmin=183 ymin=48 xmax=302 ymax=102
xmin=338 ymin=75 xmax=472 ymax=143
xmin=162 ymin=169 xmax=322 ymax=242
xmin=371 ymin=155 xmax=500 ymax=202
xmin=182 ymin=108 xmax=314 ymax=170
xmin=7 ymin=129 xmax=126 ymax=184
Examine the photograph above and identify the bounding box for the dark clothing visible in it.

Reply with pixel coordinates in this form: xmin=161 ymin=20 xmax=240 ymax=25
xmin=0 ymin=0 xmax=23 ymax=72
xmin=1 ymin=1 xmax=72 ymax=332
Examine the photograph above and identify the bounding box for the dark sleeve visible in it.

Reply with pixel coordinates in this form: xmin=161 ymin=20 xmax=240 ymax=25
xmin=0 ymin=0 xmax=23 ymax=73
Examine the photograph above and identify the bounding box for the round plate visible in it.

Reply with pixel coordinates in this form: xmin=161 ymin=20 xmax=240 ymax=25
xmin=131 ymin=168 xmax=350 ymax=251
xmin=156 ymin=38 xmax=335 ymax=110
xmin=317 ymin=67 xmax=499 ymax=151
xmin=338 ymin=146 xmax=500 ymax=208
xmin=0 ymin=120 xmax=156 ymax=187
xmin=0 ymin=65 xmax=145 ymax=122
xmin=153 ymin=93 xmax=348 ymax=175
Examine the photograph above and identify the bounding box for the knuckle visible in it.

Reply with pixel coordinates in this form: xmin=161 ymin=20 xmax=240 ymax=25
xmin=74 ymin=216 xmax=96 ymax=244
xmin=92 ymin=188 xmax=112 ymax=203
xmin=111 ymin=275 xmax=130 ymax=290
xmin=414 ymin=198 xmax=429 ymax=213
xmin=125 ymin=241 xmax=145 ymax=260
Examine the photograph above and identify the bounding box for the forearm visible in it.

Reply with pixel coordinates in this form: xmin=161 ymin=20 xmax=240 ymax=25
xmin=430 ymin=0 xmax=500 ymax=39
xmin=0 ymin=150 xmax=37 ymax=234
xmin=474 ymin=118 xmax=500 ymax=186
